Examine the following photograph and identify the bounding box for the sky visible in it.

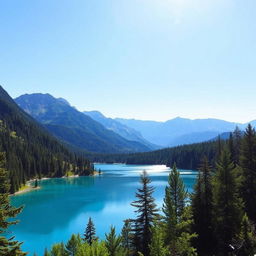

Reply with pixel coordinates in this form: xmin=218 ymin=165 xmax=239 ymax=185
xmin=0 ymin=0 xmax=255 ymax=123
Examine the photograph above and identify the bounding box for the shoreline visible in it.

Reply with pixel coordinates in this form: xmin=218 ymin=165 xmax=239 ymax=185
xmin=12 ymin=186 xmax=41 ymax=196
xmin=12 ymin=171 xmax=100 ymax=196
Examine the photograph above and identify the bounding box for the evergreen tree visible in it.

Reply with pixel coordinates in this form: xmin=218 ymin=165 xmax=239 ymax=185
xmin=105 ymin=226 xmax=124 ymax=256
xmin=131 ymin=170 xmax=159 ymax=256
xmin=65 ymin=234 xmax=81 ymax=256
xmin=149 ymin=222 xmax=168 ymax=256
xmin=228 ymin=133 xmax=236 ymax=164
xmin=121 ymin=219 xmax=133 ymax=255
xmin=238 ymin=214 xmax=256 ymax=255
xmin=75 ymin=240 xmax=108 ymax=256
xmin=212 ymin=148 xmax=243 ymax=255
xmin=50 ymin=242 xmax=67 ymax=256
xmin=162 ymin=163 xmax=187 ymax=245
xmin=240 ymin=124 xmax=256 ymax=222
xmin=191 ymin=157 xmax=215 ymax=255
xmin=84 ymin=217 xmax=97 ymax=245
xmin=0 ymin=152 xmax=26 ymax=256
xmin=233 ymin=126 xmax=242 ymax=165
xmin=162 ymin=164 xmax=196 ymax=255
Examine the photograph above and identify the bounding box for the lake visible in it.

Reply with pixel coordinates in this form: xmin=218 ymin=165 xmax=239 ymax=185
xmin=10 ymin=164 xmax=197 ymax=255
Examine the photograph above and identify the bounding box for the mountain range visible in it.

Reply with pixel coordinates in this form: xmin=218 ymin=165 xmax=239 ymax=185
xmin=15 ymin=94 xmax=152 ymax=153
xmin=84 ymin=111 xmax=158 ymax=150
xmin=115 ymin=117 xmax=255 ymax=147
xmin=15 ymin=93 xmax=255 ymax=153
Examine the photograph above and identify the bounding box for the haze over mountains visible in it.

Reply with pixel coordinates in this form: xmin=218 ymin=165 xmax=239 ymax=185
xmin=84 ymin=110 xmax=158 ymax=150
xmin=15 ymin=93 xmax=255 ymax=153
xmin=115 ymin=117 xmax=245 ymax=147
xmin=87 ymin=112 xmax=255 ymax=147
xmin=15 ymin=94 xmax=152 ymax=153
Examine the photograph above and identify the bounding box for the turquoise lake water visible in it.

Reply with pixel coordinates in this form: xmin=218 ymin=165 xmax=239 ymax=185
xmin=10 ymin=164 xmax=197 ymax=255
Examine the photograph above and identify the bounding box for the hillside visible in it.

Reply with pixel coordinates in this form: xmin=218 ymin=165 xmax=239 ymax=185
xmin=88 ymin=139 xmax=221 ymax=170
xmin=0 ymin=86 xmax=92 ymax=193
xmin=84 ymin=110 xmax=158 ymax=150
xmin=15 ymin=94 xmax=151 ymax=153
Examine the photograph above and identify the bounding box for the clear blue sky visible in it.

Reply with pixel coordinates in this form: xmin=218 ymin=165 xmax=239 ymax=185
xmin=0 ymin=0 xmax=255 ymax=123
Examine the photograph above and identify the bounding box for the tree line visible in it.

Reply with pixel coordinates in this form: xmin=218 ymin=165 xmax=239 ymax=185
xmin=0 ymin=86 xmax=94 ymax=193
xmin=86 ymin=129 xmax=241 ymax=170
xmin=1 ymin=124 xmax=256 ymax=255
xmin=39 ymin=125 xmax=256 ymax=255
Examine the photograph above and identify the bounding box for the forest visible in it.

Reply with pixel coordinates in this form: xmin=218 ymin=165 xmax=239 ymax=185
xmin=87 ymin=130 xmax=236 ymax=170
xmin=0 ymin=86 xmax=94 ymax=193
xmin=2 ymin=124 xmax=256 ymax=255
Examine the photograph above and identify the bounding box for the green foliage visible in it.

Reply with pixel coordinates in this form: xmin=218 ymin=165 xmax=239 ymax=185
xmin=105 ymin=226 xmax=125 ymax=256
xmin=0 ymin=152 xmax=26 ymax=256
xmin=75 ymin=241 xmax=108 ymax=256
xmin=212 ymin=148 xmax=243 ymax=255
xmin=238 ymin=214 xmax=256 ymax=255
xmin=191 ymin=157 xmax=215 ymax=255
xmin=88 ymin=139 xmax=221 ymax=170
xmin=84 ymin=217 xmax=97 ymax=245
xmin=131 ymin=171 xmax=159 ymax=256
xmin=121 ymin=219 xmax=133 ymax=255
xmin=162 ymin=164 xmax=196 ymax=256
xmin=15 ymin=93 xmax=150 ymax=154
xmin=0 ymin=86 xmax=93 ymax=193
xmin=240 ymin=124 xmax=256 ymax=222
xmin=49 ymin=242 xmax=67 ymax=256
xmin=65 ymin=234 xmax=82 ymax=256
xmin=149 ymin=222 xmax=168 ymax=256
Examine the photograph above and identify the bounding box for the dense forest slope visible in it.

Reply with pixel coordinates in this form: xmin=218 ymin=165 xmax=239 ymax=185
xmin=0 ymin=86 xmax=92 ymax=193
xmin=88 ymin=140 xmax=220 ymax=170
xmin=15 ymin=94 xmax=151 ymax=153
xmin=89 ymin=127 xmax=244 ymax=171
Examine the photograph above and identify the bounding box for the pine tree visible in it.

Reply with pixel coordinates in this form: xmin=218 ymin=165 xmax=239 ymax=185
xmin=233 ymin=126 xmax=242 ymax=165
xmin=149 ymin=222 xmax=168 ymax=256
xmin=121 ymin=219 xmax=133 ymax=255
xmin=131 ymin=170 xmax=159 ymax=256
xmin=191 ymin=157 xmax=215 ymax=255
xmin=50 ymin=242 xmax=67 ymax=256
xmin=65 ymin=234 xmax=81 ymax=256
xmin=162 ymin=163 xmax=187 ymax=244
xmin=212 ymin=148 xmax=243 ymax=255
xmin=229 ymin=133 xmax=236 ymax=164
xmin=162 ymin=163 xmax=196 ymax=255
xmin=0 ymin=152 xmax=26 ymax=256
xmin=240 ymin=124 xmax=256 ymax=222
xmin=84 ymin=217 xmax=97 ymax=245
xmin=105 ymin=226 xmax=124 ymax=256
xmin=238 ymin=214 xmax=256 ymax=255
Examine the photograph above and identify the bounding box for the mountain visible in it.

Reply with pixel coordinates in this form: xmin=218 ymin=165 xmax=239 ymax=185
xmin=84 ymin=111 xmax=158 ymax=150
xmin=115 ymin=117 xmax=248 ymax=147
xmin=15 ymin=94 xmax=151 ymax=153
xmin=0 ymin=86 xmax=92 ymax=193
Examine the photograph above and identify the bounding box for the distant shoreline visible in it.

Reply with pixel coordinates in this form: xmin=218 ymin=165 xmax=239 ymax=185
xmin=11 ymin=171 xmax=100 ymax=196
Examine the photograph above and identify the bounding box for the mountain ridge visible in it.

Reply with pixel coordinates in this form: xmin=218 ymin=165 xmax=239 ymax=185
xmin=0 ymin=86 xmax=92 ymax=192
xmin=15 ymin=93 xmax=151 ymax=153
